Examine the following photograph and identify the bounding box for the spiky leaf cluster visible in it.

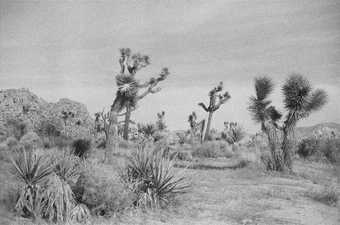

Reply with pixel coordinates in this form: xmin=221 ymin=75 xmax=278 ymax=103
xmin=282 ymin=74 xmax=327 ymax=122
xmin=248 ymin=77 xmax=282 ymax=126
xmin=121 ymin=147 xmax=189 ymax=208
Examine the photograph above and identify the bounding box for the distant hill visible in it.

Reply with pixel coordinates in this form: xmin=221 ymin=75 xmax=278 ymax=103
xmin=296 ymin=122 xmax=340 ymax=139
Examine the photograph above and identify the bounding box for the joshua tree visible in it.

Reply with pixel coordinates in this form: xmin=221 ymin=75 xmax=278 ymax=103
xmin=111 ymin=48 xmax=169 ymax=140
xmin=198 ymin=82 xmax=231 ymax=141
xmin=248 ymin=74 xmax=327 ymax=171
xmin=188 ymin=112 xmax=205 ymax=143
xmin=155 ymin=111 xmax=166 ymax=131
xmin=222 ymin=122 xmax=245 ymax=144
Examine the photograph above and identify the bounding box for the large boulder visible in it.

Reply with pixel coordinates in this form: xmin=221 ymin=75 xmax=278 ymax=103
xmin=47 ymin=98 xmax=94 ymax=139
xmin=0 ymin=88 xmax=94 ymax=141
xmin=0 ymin=88 xmax=47 ymax=135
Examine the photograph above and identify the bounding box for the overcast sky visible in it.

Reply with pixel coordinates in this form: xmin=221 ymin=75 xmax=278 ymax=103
xmin=0 ymin=0 xmax=339 ymax=132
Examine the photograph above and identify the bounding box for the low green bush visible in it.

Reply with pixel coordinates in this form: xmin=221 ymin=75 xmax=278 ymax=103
xmin=71 ymin=139 xmax=91 ymax=159
xmin=297 ymin=138 xmax=340 ymax=163
xmin=192 ymin=141 xmax=234 ymax=158
xmin=74 ymin=162 xmax=135 ymax=217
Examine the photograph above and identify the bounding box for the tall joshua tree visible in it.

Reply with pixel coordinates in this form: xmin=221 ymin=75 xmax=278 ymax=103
xmin=248 ymin=74 xmax=327 ymax=171
xmin=111 ymin=48 xmax=169 ymax=140
xmin=198 ymin=82 xmax=230 ymax=141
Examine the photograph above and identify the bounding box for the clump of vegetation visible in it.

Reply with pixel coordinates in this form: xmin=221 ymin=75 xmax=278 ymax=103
xmin=120 ymin=146 xmax=189 ymax=208
xmin=248 ymin=75 xmax=327 ymax=171
xmin=10 ymin=149 xmax=53 ymax=221
xmin=297 ymin=137 xmax=339 ymax=163
xmin=138 ymin=123 xmax=156 ymax=140
xmin=74 ymin=161 xmax=135 ymax=217
xmin=20 ymin=131 xmax=42 ymax=151
xmin=5 ymin=118 xmax=29 ymax=140
xmin=71 ymin=138 xmax=91 ymax=159
xmin=188 ymin=112 xmax=205 ymax=143
xmin=10 ymin=149 xmax=89 ymax=223
xmin=198 ymin=82 xmax=231 ymax=141
xmin=222 ymin=122 xmax=245 ymax=144
xmin=156 ymin=111 xmax=167 ymax=131
xmin=297 ymin=137 xmax=319 ymax=159
xmin=191 ymin=141 xmax=234 ymax=158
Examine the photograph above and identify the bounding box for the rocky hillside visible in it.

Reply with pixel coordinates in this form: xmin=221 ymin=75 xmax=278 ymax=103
xmin=296 ymin=122 xmax=340 ymax=139
xmin=0 ymin=88 xmax=94 ymax=140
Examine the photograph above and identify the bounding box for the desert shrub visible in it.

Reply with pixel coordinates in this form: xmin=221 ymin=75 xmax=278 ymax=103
xmin=54 ymin=135 xmax=72 ymax=149
xmin=296 ymin=138 xmax=340 ymax=163
xmin=120 ymin=146 xmax=189 ymax=209
xmin=297 ymin=138 xmax=318 ymax=159
xmin=36 ymin=118 xmax=62 ymax=138
xmin=319 ymin=139 xmax=340 ymax=163
xmin=20 ymin=131 xmax=42 ymax=151
xmin=138 ymin=123 xmax=156 ymax=139
xmin=192 ymin=141 xmax=234 ymax=158
xmin=6 ymin=118 xmax=29 ymax=140
xmin=74 ymin=162 xmax=135 ymax=217
xmin=6 ymin=136 xmax=19 ymax=149
xmin=71 ymin=139 xmax=91 ymax=159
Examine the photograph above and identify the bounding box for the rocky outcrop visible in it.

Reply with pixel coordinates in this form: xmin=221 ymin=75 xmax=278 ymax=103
xmin=0 ymin=88 xmax=94 ymax=140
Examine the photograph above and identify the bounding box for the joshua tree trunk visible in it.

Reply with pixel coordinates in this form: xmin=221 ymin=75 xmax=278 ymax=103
xmin=204 ymin=112 xmax=213 ymax=141
xmin=103 ymin=111 xmax=118 ymax=163
xmin=123 ymin=104 xmax=131 ymax=140
xmin=262 ymin=122 xmax=284 ymax=171
xmin=281 ymin=128 xmax=292 ymax=170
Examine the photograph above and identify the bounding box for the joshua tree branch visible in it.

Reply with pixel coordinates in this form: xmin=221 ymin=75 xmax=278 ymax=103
xmin=198 ymin=102 xmax=209 ymax=112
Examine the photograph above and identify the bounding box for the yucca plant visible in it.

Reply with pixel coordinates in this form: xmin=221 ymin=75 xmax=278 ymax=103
xmin=43 ymin=155 xmax=81 ymax=222
xmin=138 ymin=123 xmax=157 ymax=140
xmin=10 ymin=149 xmax=53 ymax=220
xmin=222 ymin=122 xmax=245 ymax=144
xmin=121 ymin=146 xmax=189 ymax=208
xmin=248 ymin=74 xmax=327 ymax=171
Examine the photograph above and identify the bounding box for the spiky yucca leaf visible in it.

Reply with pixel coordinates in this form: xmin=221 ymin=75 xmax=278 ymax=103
xmin=70 ymin=204 xmax=91 ymax=223
xmin=122 ymin=147 xmax=189 ymax=208
xmin=248 ymin=96 xmax=271 ymax=123
xmin=54 ymin=155 xmax=80 ymax=184
xmin=11 ymin=149 xmax=53 ymax=220
xmin=282 ymin=74 xmax=311 ymax=111
xmin=305 ymin=89 xmax=327 ymax=112
xmin=44 ymin=173 xmax=76 ymax=222
xmin=11 ymin=149 xmax=53 ymax=186
xmin=255 ymin=77 xmax=273 ymax=100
